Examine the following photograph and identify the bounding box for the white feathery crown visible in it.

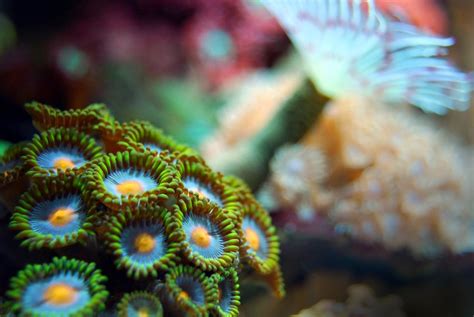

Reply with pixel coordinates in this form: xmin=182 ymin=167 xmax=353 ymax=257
xmin=261 ymin=0 xmax=473 ymax=114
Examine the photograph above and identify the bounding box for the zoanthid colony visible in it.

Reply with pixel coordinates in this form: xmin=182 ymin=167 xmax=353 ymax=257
xmin=0 ymin=102 xmax=284 ymax=316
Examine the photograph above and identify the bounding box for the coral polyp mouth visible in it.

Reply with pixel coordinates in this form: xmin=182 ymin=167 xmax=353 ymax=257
xmin=242 ymin=218 xmax=267 ymax=257
xmin=48 ymin=207 xmax=77 ymax=227
xmin=23 ymin=128 xmax=102 ymax=178
xmin=105 ymin=208 xmax=179 ymax=279
xmin=104 ymin=170 xmax=157 ymax=197
xmin=43 ymin=282 xmax=79 ymax=306
xmin=244 ymin=227 xmax=261 ymax=252
xmin=134 ymin=232 xmax=157 ymax=254
xmin=116 ymin=179 xmax=146 ymax=196
xmin=7 ymin=257 xmax=108 ymax=316
xmin=52 ymin=156 xmax=77 ymax=170
xmin=184 ymin=215 xmax=223 ymax=258
xmin=84 ymin=151 xmax=179 ymax=211
xmin=9 ymin=175 xmax=94 ymax=250
xmin=38 ymin=148 xmax=86 ymax=171
xmin=190 ymin=225 xmax=212 ymax=248
xmin=29 ymin=196 xmax=84 ymax=236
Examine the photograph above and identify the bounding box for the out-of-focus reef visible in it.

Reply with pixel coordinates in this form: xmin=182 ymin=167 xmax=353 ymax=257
xmin=182 ymin=0 xmax=286 ymax=90
xmin=261 ymin=95 xmax=474 ymax=257
xmin=294 ymin=284 xmax=405 ymax=317
xmin=0 ymin=0 xmax=289 ymax=146
xmin=445 ymin=0 xmax=474 ymax=144
xmin=201 ymin=63 xmax=305 ymax=162
xmin=0 ymin=103 xmax=284 ymax=316
xmin=200 ymin=59 xmax=328 ymax=189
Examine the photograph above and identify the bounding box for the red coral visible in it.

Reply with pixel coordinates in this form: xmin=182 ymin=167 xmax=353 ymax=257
xmin=182 ymin=0 xmax=287 ymax=89
xmin=376 ymin=0 xmax=448 ymax=35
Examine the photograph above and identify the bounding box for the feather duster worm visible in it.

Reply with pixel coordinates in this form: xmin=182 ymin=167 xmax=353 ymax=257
xmin=211 ymin=268 xmax=240 ymax=317
xmin=164 ymin=265 xmax=216 ymax=317
xmin=105 ymin=207 xmax=180 ymax=279
xmin=9 ymin=176 xmax=96 ymax=250
xmin=116 ymin=291 xmax=163 ymax=317
xmin=24 ymin=102 xmax=110 ymax=133
xmin=376 ymin=0 xmax=448 ymax=35
xmin=22 ymin=128 xmax=102 ymax=179
xmin=82 ymin=151 xmax=179 ymax=212
xmin=6 ymin=256 xmax=108 ymax=316
xmin=171 ymin=196 xmax=240 ymax=271
xmin=261 ymin=0 xmax=473 ymax=114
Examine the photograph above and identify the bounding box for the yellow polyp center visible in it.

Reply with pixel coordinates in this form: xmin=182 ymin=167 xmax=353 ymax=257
xmin=194 ymin=189 xmax=207 ymax=200
xmin=134 ymin=233 xmax=156 ymax=253
xmin=116 ymin=180 xmax=144 ymax=196
xmin=53 ymin=157 xmax=75 ymax=170
xmin=191 ymin=226 xmax=211 ymax=248
xmin=245 ymin=228 xmax=260 ymax=251
xmin=48 ymin=207 xmax=75 ymax=227
xmin=179 ymin=291 xmax=189 ymax=300
xmin=137 ymin=307 xmax=149 ymax=317
xmin=43 ymin=283 xmax=78 ymax=306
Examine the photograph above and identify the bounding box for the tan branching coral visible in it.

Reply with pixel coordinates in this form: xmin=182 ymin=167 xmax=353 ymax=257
xmin=259 ymin=144 xmax=331 ymax=220
xmin=263 ymin=95 xmax=474 ymax=256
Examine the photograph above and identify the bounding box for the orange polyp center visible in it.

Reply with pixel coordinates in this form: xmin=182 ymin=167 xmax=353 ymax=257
xmin=116 ymin=180 xmax=144 ymax=196
xmin=179 ymin=291 xmax=189 ymax=300
xmin=137 ymin=307 xmax=149 ymax=317
xmin=53 ymin=157 xmax=75 ymax=170
xmin=134 ymin=233 xmax=156 ymax=253
xmin=245 ymin=228 xmax=260 ymax=251
xmin=194 ymin=189 xmax=207 ymax=200
xmin=191 ymin=226 xmax=211 ymax=248
xmin=48 ymin=207 xmax=76 ymax=227
xmin=43 ymin=283 xmax=78 ymax=306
